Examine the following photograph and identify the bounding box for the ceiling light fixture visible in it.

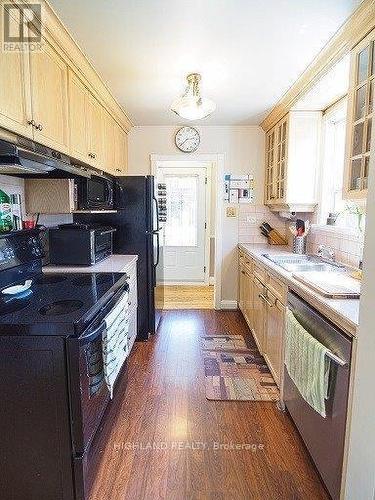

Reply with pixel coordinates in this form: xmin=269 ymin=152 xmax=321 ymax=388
xmin=170 ymin=73 xmax=216 ymax=120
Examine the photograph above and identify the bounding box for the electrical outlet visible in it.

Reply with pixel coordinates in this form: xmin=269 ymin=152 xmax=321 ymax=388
xmin=226 ymin=207 xmax=237 ymax=218
xmin=246 ymin=215 xmax=256 ymax=224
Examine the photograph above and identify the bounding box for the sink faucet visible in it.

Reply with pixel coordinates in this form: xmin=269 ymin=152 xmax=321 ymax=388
xmin=317 ymin=244 xmax=335 ymax=262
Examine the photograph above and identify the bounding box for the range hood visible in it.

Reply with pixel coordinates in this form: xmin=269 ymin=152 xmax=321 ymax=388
xmin=0 ymin=137 xmax=93 ymax=178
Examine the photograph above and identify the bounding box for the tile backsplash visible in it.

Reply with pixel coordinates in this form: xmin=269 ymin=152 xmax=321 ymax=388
xmin=238 ymin=204 xmax=363 ymax=268
xmin=238 ymin=204 xmax=288 ymax=244
xmin=307 ymin=225 xmax=364 ymax=268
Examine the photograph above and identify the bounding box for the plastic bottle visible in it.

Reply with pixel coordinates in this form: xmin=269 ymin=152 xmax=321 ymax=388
xmin=0 ymin=189 xmax=13 ymax=232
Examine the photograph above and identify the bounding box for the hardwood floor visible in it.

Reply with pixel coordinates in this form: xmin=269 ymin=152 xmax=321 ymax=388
xmin=156 ymin=285 xmax=214 ymax=309
xmin=89 ymin=310 xmax=329 ymax=500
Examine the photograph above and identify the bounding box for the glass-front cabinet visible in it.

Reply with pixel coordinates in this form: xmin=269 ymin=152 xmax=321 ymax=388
xmin=344 ymin=29 xmax=375 ymax=199
xmin=265 ymin=117 xmax=288 ymax=205
xmin=264 ymin=112 xmax=320 ymax=212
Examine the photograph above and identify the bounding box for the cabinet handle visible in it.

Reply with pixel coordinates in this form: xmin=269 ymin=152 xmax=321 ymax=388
xmin=36 ymin=123 xmax=43 ymax=131
xmin=115 ymin=168 xmax=122 ymax=172
xmin=259 ymin=293 xmax=273 ymax=307
xmin=28 ymin=119 xmax=36 ymax=127
xmin=92 ymin=153 xmax=96 ymax=159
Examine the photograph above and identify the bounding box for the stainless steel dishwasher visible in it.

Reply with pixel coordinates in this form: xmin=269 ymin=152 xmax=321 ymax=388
xmin=284 ymin=291 xmax=352 ymax=500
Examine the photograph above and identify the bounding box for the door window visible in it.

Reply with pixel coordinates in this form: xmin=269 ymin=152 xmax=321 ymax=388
xmin=164 ymin=175 xmax=198 ymax=247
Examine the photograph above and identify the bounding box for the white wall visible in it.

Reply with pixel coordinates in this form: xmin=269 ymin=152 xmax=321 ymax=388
xmin=128 ymin=125 xmax=265 ymax=303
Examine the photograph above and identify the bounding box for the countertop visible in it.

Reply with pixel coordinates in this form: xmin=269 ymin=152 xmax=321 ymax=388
xmin=43 ymin=255 xmax=138 ymax=275
xmin=239 ymin=244 xmax=360 ymax=337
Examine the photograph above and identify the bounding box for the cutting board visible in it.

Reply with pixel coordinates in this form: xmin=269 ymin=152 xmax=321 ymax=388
xmin=292 ymin=271 xmax=361 ymax=298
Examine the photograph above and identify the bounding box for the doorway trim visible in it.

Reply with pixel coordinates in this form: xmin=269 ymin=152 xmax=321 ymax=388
xmin=150 ymin=153 xmax=224 ymax=310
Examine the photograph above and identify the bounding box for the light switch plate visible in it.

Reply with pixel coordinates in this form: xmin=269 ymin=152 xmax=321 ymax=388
xmin=226 ymin=207 xmax=237 ymax=218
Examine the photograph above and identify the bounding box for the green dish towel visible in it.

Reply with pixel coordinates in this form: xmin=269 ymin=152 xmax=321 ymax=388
xmin=285 ymin=309 xmax=331 ymax=418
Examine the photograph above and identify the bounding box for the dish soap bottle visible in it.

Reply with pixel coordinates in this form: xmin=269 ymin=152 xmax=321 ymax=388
xmin=0 ymin=189 xmax=13 ymax=232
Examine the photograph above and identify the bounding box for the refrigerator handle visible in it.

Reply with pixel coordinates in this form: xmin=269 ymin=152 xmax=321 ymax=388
xmin=154 ymin=230 xmax=160 ymax=268
xmin=153 ymin=196 xmax=161 ymax=232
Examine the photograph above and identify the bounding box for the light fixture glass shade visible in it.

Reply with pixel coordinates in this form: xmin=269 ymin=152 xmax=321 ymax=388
xmin=170 ymin=73 xmax=216 ymax=120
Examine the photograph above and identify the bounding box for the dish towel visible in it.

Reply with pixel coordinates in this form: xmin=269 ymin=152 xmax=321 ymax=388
xmin=285 ymin=308 xmax=331 ymax=418
xmin=102 ymin=291 xmax=130 ymax=398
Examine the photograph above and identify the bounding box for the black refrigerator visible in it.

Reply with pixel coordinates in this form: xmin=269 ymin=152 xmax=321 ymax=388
xmin=74 ymin=176 xmax=164 ymax=341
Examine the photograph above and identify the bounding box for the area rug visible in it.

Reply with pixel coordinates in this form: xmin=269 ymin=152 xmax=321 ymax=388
xmin=201 ymin=334 xmax=249 ymax=351
xmin=201 ymin=335 xmax=279 ymax=401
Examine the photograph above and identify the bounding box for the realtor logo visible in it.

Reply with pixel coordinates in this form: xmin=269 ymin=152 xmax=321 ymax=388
xmin=2 ymin=3 xmax=42 ymax=51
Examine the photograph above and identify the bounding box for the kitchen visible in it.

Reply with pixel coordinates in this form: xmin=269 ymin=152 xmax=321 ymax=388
xmin=0 ymin=1 xmax=374 ymax=499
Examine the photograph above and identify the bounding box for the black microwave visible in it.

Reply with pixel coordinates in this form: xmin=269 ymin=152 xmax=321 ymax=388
xmin=77 ymin=174 xmax=114 ymax=210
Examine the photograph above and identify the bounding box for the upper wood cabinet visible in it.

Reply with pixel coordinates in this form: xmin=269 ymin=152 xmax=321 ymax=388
xmin=102 ymin=109 xmax=116 ymax=172
xmin=344 ymin=29 xmax=375 ymax=200
xmin=68 ymin=71 xmax=88 ymax=163
xmin=264 ymin=111 xmax=321 ymax=212
xmin=0 ymin=0 xmax=131 ymax=175
xmin=0 ymin=8 xmax=33 ymax=138
xmin=86 ymin=93 xmax=104 ymax=168
xmin=114 ymin=124 xmax=128 ymax=175
xmin=29 ymin=39 xmax=69 ymax=153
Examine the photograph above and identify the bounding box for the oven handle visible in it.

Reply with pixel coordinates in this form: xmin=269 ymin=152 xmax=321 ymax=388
xmin=80 ymin=320 xmax=106 ymax=345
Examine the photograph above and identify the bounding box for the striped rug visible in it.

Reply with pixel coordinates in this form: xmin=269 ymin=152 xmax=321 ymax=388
xmin=201 ymin=335 xmax=279 ymax=401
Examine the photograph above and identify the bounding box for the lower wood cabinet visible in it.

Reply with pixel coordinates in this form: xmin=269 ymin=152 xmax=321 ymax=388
xmin=252 ymin=276 xmax=266 ymax=353
xmin=238 ymin=249 xmax=287 ymax=387
xmin=263 ymin=290 xmax=285 ymax=386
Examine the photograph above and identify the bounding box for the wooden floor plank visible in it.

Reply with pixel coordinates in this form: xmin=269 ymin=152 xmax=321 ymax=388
xmin=157 ymin=285 xmax=215 ymax=309
xmin=89 ymin=309 xmax=329 ymax=500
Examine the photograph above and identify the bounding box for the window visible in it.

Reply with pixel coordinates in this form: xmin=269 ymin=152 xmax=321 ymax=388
xmin=163 ymin=175 xmax=198 ymax=247
xmin=319 ymin=99 xmax=347 ymax=224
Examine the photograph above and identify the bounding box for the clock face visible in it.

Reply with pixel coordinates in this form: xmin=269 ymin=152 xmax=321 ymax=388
xmin=175 ymin=127 xmax=200 ymax=153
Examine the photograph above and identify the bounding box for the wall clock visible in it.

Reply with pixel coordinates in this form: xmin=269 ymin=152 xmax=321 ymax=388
xmin=175 ymin=126 xmax=200 ymax=153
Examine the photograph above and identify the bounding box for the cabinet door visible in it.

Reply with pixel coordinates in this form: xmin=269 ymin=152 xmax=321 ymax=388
xmin=263 ymin=291 xmax=285 ymax=387
xmin=29 ymin=39 xmax=69 ymax=152
xmin=244 ymin=270 xmax=254 ymax=332
xmin=68 ymin=71 xmax=89 ymax=163
xmin=252 ymin=277 xmax=265 ymax=353
xmin=344 ymin=29 xmax=375 ymax=198
xmin=0 ymin=8 xmax=33 ymax=137
xmin=275 ymin=117 xmax=288 ymax=202
xmin=102 ymin=110 xmax=116 ymax=173
xmin=114 ymin=124 xmax=128 ymax=175
xmin=239 ymin=266 xmax=246 ymax=312
xmin=265 ymin=128 xmax=276 ymax=204
xmin=87 ymin=93 xmax=104 ymax=168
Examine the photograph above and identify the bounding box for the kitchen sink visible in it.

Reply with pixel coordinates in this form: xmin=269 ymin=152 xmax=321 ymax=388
xmin=262 ymin=254 xmax=346 ymax=273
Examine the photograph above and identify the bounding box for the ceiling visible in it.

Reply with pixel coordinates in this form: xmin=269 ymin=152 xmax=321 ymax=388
xmin=49 ymin=0 xmax=360 ymax=126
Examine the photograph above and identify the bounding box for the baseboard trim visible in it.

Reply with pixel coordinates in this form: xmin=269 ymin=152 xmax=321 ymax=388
xmin=220 ymin=300 xmax=238 ymax=310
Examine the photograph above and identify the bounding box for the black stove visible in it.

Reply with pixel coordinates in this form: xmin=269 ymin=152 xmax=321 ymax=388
xmin=0 ymin=230 xmax=131 ymax=500
xmin=0 ymin=231 xmax=127 ymax=336
xmin=0 ymin=271 xmax=127 ymax=335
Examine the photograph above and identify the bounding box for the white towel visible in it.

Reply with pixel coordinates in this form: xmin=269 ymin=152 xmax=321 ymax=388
xmin=102 ymin=292 xmax=130 ymax=398
xmin=285 ymin=309 xmax=331 ymax=418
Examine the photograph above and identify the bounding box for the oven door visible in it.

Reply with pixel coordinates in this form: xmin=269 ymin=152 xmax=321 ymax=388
xmin=79 ymin=176 xmax=114 ymax=210
xmin=67 ymin=284 xmax=128 ymax=456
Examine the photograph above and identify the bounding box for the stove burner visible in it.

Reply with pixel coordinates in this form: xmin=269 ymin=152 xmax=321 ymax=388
xmin=34 ymin=275 xmax=68 ymax=285
xmin=72 ymin=275 xmax=112 ymax=287
xmin=0 ymin=298 xmax=31 ymax=316
xmin=39 ymin=300 xmax=84 ymax=316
